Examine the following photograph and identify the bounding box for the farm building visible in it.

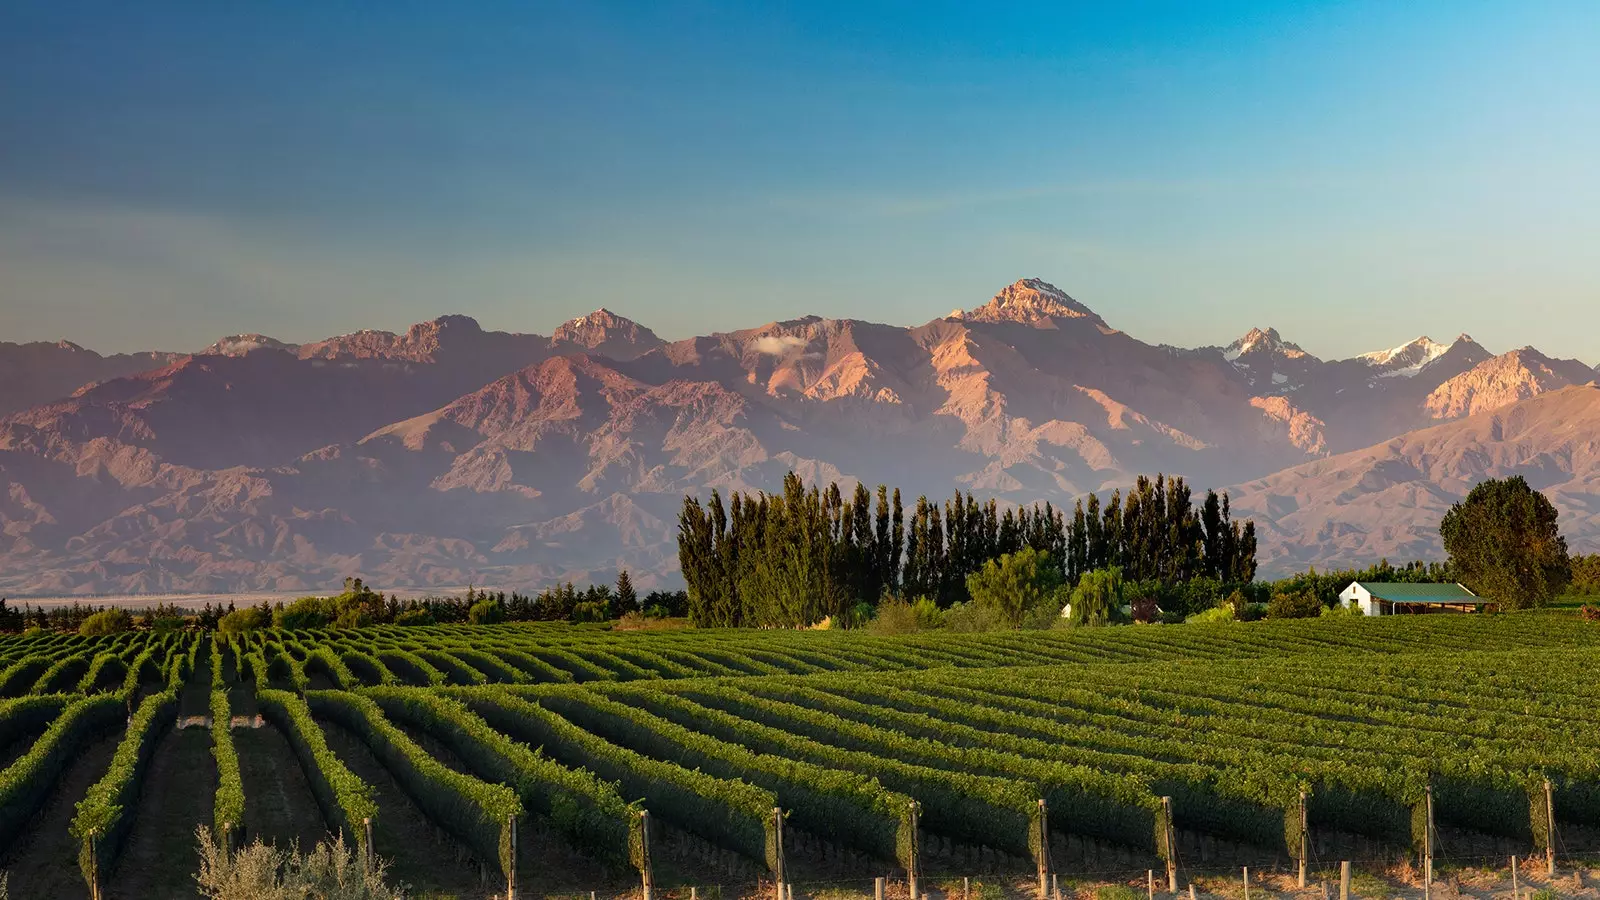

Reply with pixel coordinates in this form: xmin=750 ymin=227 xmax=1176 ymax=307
xmin=1338 ymin=581 xmax=1487 ymax=615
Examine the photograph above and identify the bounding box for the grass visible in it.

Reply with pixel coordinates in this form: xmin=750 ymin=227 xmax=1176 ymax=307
xmin=938 ymin=878 xmax=1009 ymax=900
xmin=1348 ymin=872 xmax=1392 ymax=900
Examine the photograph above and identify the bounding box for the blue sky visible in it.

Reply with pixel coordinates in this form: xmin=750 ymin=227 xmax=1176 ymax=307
xmin=1 ymin=2 xmax=1597 ymax=361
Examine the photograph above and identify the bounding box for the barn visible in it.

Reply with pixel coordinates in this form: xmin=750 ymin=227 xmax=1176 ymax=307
xmin=1338 ymin=581 xmax=1487 ymax=616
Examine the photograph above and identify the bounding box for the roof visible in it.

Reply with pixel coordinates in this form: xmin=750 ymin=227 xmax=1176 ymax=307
xmin=1351 ymin=582 xmax=1485 ymax=604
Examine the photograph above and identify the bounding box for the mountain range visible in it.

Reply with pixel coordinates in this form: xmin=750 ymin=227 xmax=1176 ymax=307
xmin=1 ymin=278 xmax=1595 ymax=595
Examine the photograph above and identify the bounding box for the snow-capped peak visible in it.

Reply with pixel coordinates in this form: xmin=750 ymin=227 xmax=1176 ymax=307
xmin=1358 ymin=336 xmax=1451 ymax=378
xmin=963 ymin=279 xmax=1107 ymax=328
xmin=200 ymin=334 xmax=299 ymax=357
xmin=1223 ymin=327 xmax=1310 ymax=363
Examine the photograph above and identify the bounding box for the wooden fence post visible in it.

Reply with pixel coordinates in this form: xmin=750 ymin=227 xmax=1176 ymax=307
xmin=1148 ymin=869 xmax=1155 ymax=900
xmin=875 ymin=876 xmax=885 ymax=900
xmin=640 ymin=810 xmax=655 ymax=900
xmin=1545 ymin=778 xmax=1557 ymax=877
xmin=1299 ymin=790 xmax=1309 ymax=889
xmin=773 ymin=807 xmax=788 ymax=900
xmin=1163 ymin=796 xmax=1178 ymax=893
xmin=1424 ymin=785 xmax=1435 ymax=900
xmin=1511 ymin=855 xmax=1519 ymax=900
xmin=1340 ymin=861 xmax=1351 ymax=900
xmin=506 ymin=813 xmax=518 ymax=900
xmin=363 ymin=817 xmax=374 ymax=874
xmin=1038 ymin=798 xmax=1051 ymax=900
xmin=907 ymin=801 xmax=921 ymax=900
xmin=1243 ymin=866 xmax=1250 ymax=900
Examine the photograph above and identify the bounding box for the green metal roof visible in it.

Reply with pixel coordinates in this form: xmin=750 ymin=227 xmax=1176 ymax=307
xmin=1354 ymin=582 xmax=1484 ymax=603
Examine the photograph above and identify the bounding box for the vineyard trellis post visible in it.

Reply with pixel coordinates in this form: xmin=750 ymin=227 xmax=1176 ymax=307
xmin=1243 ymin=866 xmax=1249 ymax=900
xmin=640 ymin=810 xmax=655 ymax=900
xmin=1036 ymin=798 xmax=1050 ymax=900
xmin=773 ymin=807 xmax=787 ymax=900
xmin=1424 ymin=785 xmax=1434 ymax=899
xmin=875 ymin=876 xmax=885 ymax=900
xmin=907 ymin=800 xmax=921 ymax=900
xmin=1511 ymin=855 xmax=1519 ymax=900
xmin=1339 ymin=862 xmax=1350 ymax=900
xmin=1163 ymin=795 xmax=1177 ymax=893
xmin=1298 ymin=790 xmax=1309 ymax=889
xmin=89 ymin=827 xmax=101 ymax=900
xmin=363 ymin=816 xmax=375 ymax=874
xmin=507 ymin=813 xmax=518 ymax=900
xmin=1544 ymin=777 xmax=1556 ymax=876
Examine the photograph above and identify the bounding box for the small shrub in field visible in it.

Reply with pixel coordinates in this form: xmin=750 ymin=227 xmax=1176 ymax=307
xmin=79 ymin=609 xmax=131 ymax=636
xmin=194 ymin=825 xmax=408 ymax=899
xmin=868 ymin=596 xmax=941 ymax=634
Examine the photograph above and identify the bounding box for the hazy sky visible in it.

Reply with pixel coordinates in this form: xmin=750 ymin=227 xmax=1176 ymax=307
xmin=2 ymin=2 xmax=1598 ymax=361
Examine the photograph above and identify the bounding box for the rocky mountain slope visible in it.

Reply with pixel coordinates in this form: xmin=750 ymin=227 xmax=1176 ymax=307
xmin=0 ymin=341 xmax=183 ymax=417
xmin=1227 ymin=384 xmax=1600 ymax=575
xmin=0 ymin=279 xmax=1593 ymax=593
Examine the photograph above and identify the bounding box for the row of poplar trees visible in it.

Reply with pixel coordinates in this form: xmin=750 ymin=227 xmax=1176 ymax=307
xmin=677 ymin=471 xmax=1256 ymax=628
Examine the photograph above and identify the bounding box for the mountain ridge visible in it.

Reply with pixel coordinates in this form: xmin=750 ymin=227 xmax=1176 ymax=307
xmin=0 ymin=278 xmax=1594 ymax=593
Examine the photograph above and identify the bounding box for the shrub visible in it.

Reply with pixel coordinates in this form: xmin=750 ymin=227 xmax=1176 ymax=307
xmin=868 ymin=596 xmax=941 ymax=634
xmin=78 ymin=609 xmax=131 ymax=636
xmin=193 ymin=826 xmax=407 ymax=900
xmin=1267 ymin=589 xmax=1323 ymax=619
xmin=217 ymin=607 xmax=269 ymax=634
xmin=1186 ymin=605 xmax=1236 ymax=624
xmin=965 ymin=548 xmax=1064 ymax=628
xmin=467 ymin=599 xmax=505 ymax=625
xmin=273 ymin=596 xmax=336 ymax=630
xmin=1063 ymin=567 xmax=1122 ymax=626
xmin=394 ymin=608 xmax=435 ymax=626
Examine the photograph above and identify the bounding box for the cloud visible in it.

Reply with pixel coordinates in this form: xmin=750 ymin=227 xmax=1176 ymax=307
xmin=749 ymin=334 xmax=808 ymax=355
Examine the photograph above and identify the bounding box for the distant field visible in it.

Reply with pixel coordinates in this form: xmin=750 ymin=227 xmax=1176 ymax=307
xmin=3 ymin=613 xmax=1600 ymax=899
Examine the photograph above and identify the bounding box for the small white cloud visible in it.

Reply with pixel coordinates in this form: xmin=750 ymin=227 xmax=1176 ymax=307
xmin=750 ymin=334 xmax=807 ymax=355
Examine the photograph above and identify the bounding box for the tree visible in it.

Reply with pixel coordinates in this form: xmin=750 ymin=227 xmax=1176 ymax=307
xmin=1440 ymin=476 xmax=1570 ymax=609
xmin=79 ymin=608 xmax=131 ymax=636
xmin=467 ymin=599 xmax=505 ymax=625
xmin=963 ymin=548 xmax=1064 ymax=629
xmin=1064 ymin=567 xmax=1122 ymax=626
xmin=615 ymin=570 xmax=638 ymax=612
xmin=218 ymin=606 xmax=269 ymax=634
xmin=1267 ymin=588 xmax=1322 ymax=619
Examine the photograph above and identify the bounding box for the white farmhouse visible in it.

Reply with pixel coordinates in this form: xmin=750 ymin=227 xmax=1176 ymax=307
xmin=1338 ymin=581 xmax=1486 ymax=616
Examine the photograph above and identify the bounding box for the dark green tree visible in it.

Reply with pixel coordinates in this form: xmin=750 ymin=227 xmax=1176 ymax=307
xmin=615 ymin=570 xmax=638 ymax=612
xmin=1440 ymin=476 xmax=1570 ymax=609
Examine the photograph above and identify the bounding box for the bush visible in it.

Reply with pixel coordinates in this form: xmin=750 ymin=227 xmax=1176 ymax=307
xmin=1321 ymin=599 xmax=1363 ymax=617
xmin=942 ymin=600 xmax=1009 ymax=633
xmin=965 ymin=548 xmax=1063 ymax=628
xmin=194 ymin=826 xmax=407 ymax=900
xmin=1267 ymin=588 xmax=1323 ymax=619
xmin=1063 ymin=568 xmax=1122 ymax=626
xmin=868 ymin=596 xmax=942 ymax=634
xmin=1185 ymin=605 xmax=1235 ymax=624
xmin=274 ymin=596 xmax=336 ymax=630
xmin=467 ymin=600 xmax=505 ymax=625
xmin=394 ymin=608 xmax=434 ymax=626
xmin=78 ymin=609 xmax=131 ymax=636
xmin=217 ymin=607 xmax=269 ymax=634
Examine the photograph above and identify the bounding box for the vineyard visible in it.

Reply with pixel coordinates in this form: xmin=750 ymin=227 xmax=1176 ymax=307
xmin=3 ymin=614 xmax=1600 ymax=898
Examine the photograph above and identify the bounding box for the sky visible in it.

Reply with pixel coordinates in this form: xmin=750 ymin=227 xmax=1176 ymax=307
xmin=1 ymin=1 xmax=1598 ymax=361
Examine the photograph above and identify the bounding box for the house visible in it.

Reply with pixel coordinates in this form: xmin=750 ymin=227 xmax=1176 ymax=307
xmin=1338 ymin=581 xmax=1487 ymax=616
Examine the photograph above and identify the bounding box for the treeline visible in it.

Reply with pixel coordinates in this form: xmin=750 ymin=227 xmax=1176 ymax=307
xmin=0 ymin=577 xmax=693 ymax=635
xmin=678 ymin=471 xmax=1256 ymax=628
